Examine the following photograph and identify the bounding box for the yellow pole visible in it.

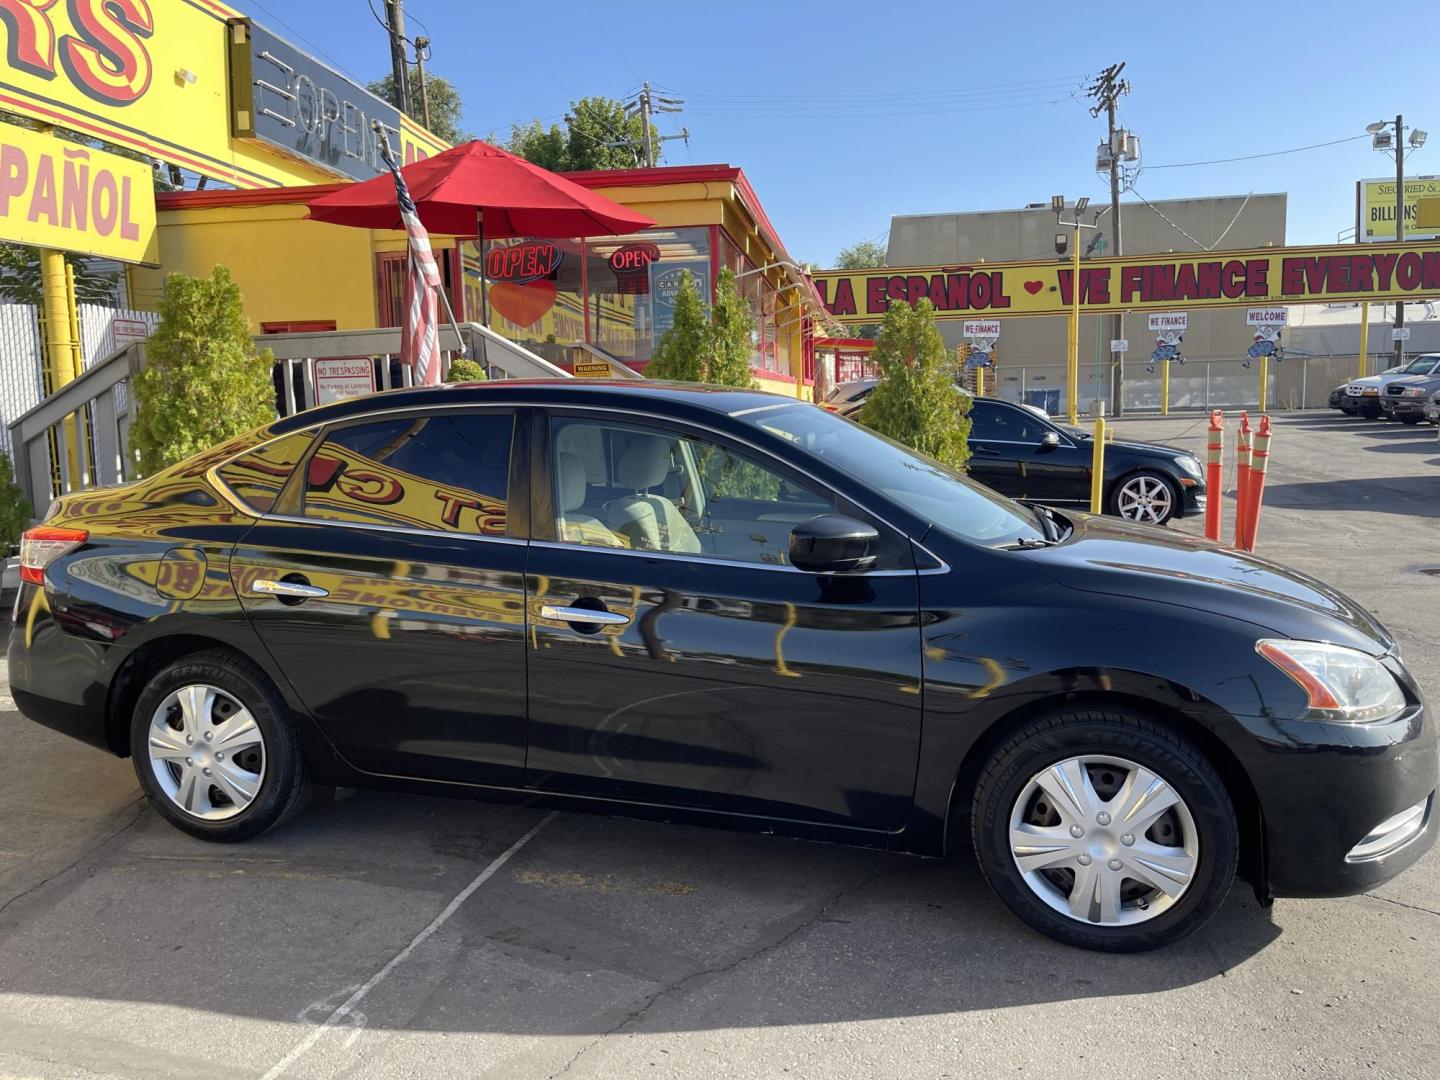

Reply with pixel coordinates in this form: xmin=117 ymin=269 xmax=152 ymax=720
xmin=1258 ymin=351 xmax=1269 ymax=413
xmin=40 ymin=249 xmax=82 ymax=484
xmin=1357 ymin=301 xmax=1369 ymax=379
xmin=1068 ymin=224 xmax=1080 ymax=426
xmin=976 ymin=361 xmax=985 ymax=398
xmin=1160 ymin=356 xmax=1170 ymax=416
xmin=1089 ymin=416 xmax=1106 ymax=512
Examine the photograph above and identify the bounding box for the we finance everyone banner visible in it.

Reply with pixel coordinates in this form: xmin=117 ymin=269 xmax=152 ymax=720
xmin=812 ymin=241 xmax=1440 ymax=323
xmin=0 ymin=0 xmax=446 ymax=189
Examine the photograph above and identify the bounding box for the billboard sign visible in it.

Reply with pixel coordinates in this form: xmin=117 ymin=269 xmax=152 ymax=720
xmin=1358 ymin=177 xmax=1440 ymax=242
xmin=812 ymin=240 xmax=1440 ymax=322
xmin=0 ymin=121 xmax=158 ymax=263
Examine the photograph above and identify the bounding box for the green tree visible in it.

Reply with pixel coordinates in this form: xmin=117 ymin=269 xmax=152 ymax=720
xmin=704 ymin=268 xmax=758 ymax=389
xmin=131 ymin=267 xmax=276 ymax=476
xmin=835 ymin=239 xmax=887 ymax=269
xmin=368 ymin=70 xmax=469 ymax=144
xmin=507 ymin=96 xmax=660 ymax=171
xmin=445 ymin=356 xmax=488 ymax=382
xmin=0 ymin=451 xmax=31 ymax=550
xmin=861 ymin=298 xmax=971 ymax=469
xmin=0 ymin=245 xmax=120 ymax=306
xmin=646 ymin=270 xmax=707 ymax=381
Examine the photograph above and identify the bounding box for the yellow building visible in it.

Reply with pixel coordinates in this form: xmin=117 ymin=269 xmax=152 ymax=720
xmin=134 ymin=165 xmax=829 ymax=398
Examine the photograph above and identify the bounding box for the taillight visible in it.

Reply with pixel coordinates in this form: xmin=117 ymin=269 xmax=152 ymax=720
xmin=19 ymin=526 xmax=88 ymax=585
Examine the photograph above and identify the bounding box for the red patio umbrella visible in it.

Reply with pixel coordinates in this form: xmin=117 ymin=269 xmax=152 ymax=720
xmin=306 ymin=139 xmax=655 ymax=325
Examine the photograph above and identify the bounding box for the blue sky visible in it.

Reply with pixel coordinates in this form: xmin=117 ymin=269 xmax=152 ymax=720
xmin=244 ymin=0 xmax=1438 ymax=265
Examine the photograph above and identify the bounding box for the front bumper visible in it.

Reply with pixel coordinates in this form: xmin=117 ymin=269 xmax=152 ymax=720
xmin=1382 ymin=397 xmax=1427 ymax=417
xmin=1234 ymin=701 xmax=1438 ymax=897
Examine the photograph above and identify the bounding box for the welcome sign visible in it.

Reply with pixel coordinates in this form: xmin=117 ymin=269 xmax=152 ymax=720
xmin=813 ymin=241 xmax=1440 ymax=322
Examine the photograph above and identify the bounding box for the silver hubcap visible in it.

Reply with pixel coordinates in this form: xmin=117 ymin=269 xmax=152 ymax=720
xmin=147 ymin=684 xmax=265 ymax=821
xmin=1117 ymin=475 xmax=1173 ymax=523
xmin=1009 ymin=754 xmax=1199 ymax=927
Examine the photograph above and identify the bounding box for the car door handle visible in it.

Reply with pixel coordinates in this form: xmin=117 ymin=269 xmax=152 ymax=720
xmin=540 ymin=604 xmax=630 ymax=626
xmin=253 ymin=577 xmax=329 ymax=599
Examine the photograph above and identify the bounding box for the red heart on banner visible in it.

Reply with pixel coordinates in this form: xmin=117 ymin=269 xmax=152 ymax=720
xmin=1023 ymin=280 xmax=1044 ymax=295
xmin=488 ymin=280 xmax=557 ymax=328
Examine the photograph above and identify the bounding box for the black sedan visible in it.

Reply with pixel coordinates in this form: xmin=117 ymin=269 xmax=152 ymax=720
xmin=968 ymin=398 xmax=1204 ymax=525
xmin=10 ymin=380 xmax=1434 ymax=952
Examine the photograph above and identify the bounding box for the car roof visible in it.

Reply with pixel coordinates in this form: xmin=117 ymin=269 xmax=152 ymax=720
xmin=270 ymin=379 xmax=795 ymax=435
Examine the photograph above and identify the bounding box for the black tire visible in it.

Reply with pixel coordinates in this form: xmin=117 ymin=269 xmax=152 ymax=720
xmin=1107 ymin=470 xmax=1180 ymax=526
xmin=130 ymin=649 xmax=310 ymax=842
xmin=1400 ymin=414 xmax=1422 ymax=425
xmin=970 ymin=707 xmax=1238 ymax=952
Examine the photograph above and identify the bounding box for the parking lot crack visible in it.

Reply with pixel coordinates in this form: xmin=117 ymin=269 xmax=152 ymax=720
xmin=1364 ymin=892 xmax=1440 ymax=918
xmin=547 ymin=863 xmax=906 ymax=1079
xmin=0 ymin=795 xmax=147 ymax=919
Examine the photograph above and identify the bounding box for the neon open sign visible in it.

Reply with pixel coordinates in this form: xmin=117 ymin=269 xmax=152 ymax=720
xmin=485 ymin=240 xmax=563 ymax=283
xmin=608 ymin=243 xmax=660 ymax=274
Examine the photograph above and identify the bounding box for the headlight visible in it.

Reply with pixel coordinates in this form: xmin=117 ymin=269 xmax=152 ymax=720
xmin=1256 ymin=639 xmax=1406 ymax=723
xmin=1174 ymin=455 xmax=1203 ymax=478
xmin=1403 ymin=387 xmax=1426 ymax=397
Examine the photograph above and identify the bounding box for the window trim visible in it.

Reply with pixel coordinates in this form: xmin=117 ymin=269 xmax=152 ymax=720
xmin=968 ymin=400 xmax=1077 ymax=449
xmin=534 ymin=406 xmax=925 ymax=573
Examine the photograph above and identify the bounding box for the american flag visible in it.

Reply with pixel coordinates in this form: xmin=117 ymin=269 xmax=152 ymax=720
xmin=377 ymin=137 xmax=441 ymax=385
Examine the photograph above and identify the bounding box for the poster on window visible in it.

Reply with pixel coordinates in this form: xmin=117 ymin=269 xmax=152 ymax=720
xmin=650 ymin=260 xmax=711 ymax=337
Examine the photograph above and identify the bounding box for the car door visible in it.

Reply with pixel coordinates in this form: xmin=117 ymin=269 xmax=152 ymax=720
xmin=966 ymin=400 xmax=1023 ymax=496
xmin=523 ymin=409 xmax=924 ymax=831
xmin=227 ymin=406 xmax=530 ymax=787
xmin=968 ymin=402 xmax=1086 ymax=503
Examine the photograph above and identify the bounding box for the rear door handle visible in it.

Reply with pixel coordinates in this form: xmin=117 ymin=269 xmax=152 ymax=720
xmin=540 ymin=604 xmax=630 ymax=626
xmin=253 ymin=577 xmax=329 ymax=599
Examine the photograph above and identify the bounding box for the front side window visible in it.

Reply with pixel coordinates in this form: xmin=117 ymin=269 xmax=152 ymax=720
xmin=301 ymin=412 xmax=513 ymax=534
xmin=215 ymin=432 xmax=316 ymax=513
xmin=551 ymin=418 xmax=839 ymax=567
xmin=969 ymin=402 xmax=1051 ymax=443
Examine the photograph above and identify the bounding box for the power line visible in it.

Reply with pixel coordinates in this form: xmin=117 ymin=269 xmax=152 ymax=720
xmin=673 ymin=74 xmax=1088 ymax=103
xmin=247 ymin=1 xmax=346 ymax=69
xmin=686 ymin=96 xmax=1081 ymax=121
xmin=1146 ymin=134 xmax=1369 ymax=169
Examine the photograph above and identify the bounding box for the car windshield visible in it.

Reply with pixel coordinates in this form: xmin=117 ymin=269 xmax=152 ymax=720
xmin=739 ymin=403 xmax=1046 ymax=546
xmin=1402 ymin=357 xmax=1439 ymax=375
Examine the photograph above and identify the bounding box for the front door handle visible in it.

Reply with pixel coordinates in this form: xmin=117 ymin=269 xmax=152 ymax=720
xmin=540 ymin=604 xmax=630 ymax=626
xmin=253 ymin=577 xmax=329 ymax=600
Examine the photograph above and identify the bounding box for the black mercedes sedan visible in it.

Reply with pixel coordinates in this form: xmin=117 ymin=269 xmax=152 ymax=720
xmin=967 ymin=398 xmax=1205 ymax=525
xmin=10 ymin=380 xmax=1434 ymax=952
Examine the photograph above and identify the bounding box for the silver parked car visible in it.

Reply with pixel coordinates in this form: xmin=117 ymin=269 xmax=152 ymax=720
xmin=1380 ymin=354 xmax=1440 ymax=424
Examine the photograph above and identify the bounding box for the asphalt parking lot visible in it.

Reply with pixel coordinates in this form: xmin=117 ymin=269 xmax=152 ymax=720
xmin=1 ymin=409 xmax=1437 ymax=1080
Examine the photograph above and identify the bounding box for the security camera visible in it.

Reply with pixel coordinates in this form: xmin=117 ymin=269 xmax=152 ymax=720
xmin=1055 ymin=232 xmax=1069 ymax=256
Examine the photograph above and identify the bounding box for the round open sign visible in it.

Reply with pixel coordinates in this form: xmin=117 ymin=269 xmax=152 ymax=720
xmin=608 ymin=243 xmax=661 ymax=274
xmin=485 ymin=240 xmax=563 ymax=284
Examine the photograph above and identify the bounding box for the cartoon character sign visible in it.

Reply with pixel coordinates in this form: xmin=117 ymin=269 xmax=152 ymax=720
xmin=1147 ymin=329 xmax=1184 ymax=373
xmin=964 ymin=338 xmax=997 ymax=368
xmin=1245 ymin=324 xmax=1283 ymax=368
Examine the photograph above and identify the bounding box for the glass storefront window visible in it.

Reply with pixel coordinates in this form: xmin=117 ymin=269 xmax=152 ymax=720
xmin=463 ymin=237 xmax=584 ymax=366
xmin=583 ymin=227 xmax=711 ymax=365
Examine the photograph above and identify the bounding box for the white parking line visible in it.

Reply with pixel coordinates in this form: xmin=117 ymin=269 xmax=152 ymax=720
xmin=259 ymin=812 xmax=556 ymax=1080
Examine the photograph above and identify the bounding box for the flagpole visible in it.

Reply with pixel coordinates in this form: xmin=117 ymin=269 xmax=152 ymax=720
xmin=372 ymin=120 xmax=468 ymax=364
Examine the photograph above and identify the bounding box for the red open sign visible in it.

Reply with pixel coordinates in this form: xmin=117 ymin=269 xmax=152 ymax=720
xmin=486 ymin=241 xmax=563 ymax=283
xmin=608 ymin=243 xmax=661 ymax=274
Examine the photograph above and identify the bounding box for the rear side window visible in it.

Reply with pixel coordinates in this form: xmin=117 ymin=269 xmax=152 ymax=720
xmin=301 ymin=412 xmax=513 ymax=535
xmin=215 ymin=432 xmax=316 ymax=513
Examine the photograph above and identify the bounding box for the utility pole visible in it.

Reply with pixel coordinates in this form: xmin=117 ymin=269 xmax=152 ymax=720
xmin=1394 ymin=112 xmax=1406 ymax=364
xmin=413 ymin=35 xmax=431 ymax=130
xmin=623 ymin=84 xmax=686 ymax=168
xmin=383 ymin=0 xmax=410 ymax=115
xmin=1087 ymin=63 xmax=1129 ymax=416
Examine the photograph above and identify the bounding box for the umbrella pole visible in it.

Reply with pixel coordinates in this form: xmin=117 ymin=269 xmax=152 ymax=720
xmin=477 ymin=211 xmax=489 ymax=327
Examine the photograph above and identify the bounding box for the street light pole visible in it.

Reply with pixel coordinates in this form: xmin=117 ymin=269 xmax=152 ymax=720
xmin=1394 ymin=112 xmax=1406 ymax=365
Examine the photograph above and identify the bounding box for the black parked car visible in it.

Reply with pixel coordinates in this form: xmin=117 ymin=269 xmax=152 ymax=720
xmin=968 ymin=398 xmax=1204 ymax=525
xmin=11 ymin=381 xmax=1434 ymax=952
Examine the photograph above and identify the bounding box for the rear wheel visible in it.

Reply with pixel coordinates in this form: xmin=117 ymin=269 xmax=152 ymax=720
xmin=130 ymin=650 xmax=309 ymax=841
xmin=1109 ymin=471 xmax=1179 ymax=525
xmin=971 ymin=708 xmax=1237 ymax=952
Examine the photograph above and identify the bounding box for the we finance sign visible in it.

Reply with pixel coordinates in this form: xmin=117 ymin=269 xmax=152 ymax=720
xmin=813 ymin=241 xmax=1440 ymax=322
xmin=0 ymin=120 xmax=157 ymax=263
xmin=0 ymin=1 xmax=446 ymax=189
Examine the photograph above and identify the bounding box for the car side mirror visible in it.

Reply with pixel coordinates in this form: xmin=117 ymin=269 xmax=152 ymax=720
xmin=789 ymin=514 xmax=878 ymax=573
xmin=1040 ymin=431 xmax=1062 ymax=450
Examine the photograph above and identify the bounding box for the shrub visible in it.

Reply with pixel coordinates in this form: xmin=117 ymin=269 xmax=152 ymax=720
xmin=131 ymin=267 xmax=275 ymax=475
xmin=0 ymin=450 xmax=30 ymax=549
xmin=445 ymin=356 xmax=488 ymax=382
xmin=647 ymin=267 xmax=758 ymax=389
xmin=860 ymin=298 xmax=971 ymax=469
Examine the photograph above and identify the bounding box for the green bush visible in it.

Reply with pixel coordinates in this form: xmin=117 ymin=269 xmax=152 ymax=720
xmin=860 ymin=298 xmax=971 ymax=469
xmin=445 ymin=356 xmax=488 ymax=382
xmin=0 ymin=450 xmax=31 ymax=550
xmin=647 ymin=270 xmax=708 ymax=382
xmin=647 ymin=267 xmax=758 ymax=389
xmin=131 ymin=267 xmax=276 ymax=476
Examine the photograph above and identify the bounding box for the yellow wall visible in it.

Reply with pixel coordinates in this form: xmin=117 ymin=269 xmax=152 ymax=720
xmin=132 ymin=203 xmax=400 ymax=330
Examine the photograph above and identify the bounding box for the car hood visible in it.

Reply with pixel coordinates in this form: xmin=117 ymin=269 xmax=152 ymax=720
xmin=1069 ymin=432 xmax=1191 ymax=461
xmin=1024 ymin=513 xmax=1395 ymax=654
xmin=1383 ymin=374 xmax=1438 ymax=387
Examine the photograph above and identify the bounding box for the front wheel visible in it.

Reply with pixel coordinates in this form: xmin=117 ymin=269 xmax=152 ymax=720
xmin=1400 ymin=414 xmax=1422 ymax=425
xmin=1109 ymin=471 xmax=1179 ymax=525
xmin=130 ymin=650 xmax=310 ymax=841
xmin=971 ymin=708 xmax=1238 ymax=951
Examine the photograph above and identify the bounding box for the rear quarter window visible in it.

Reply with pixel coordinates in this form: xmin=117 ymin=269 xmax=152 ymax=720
xmin=214 ymin=432 xmax=316 ymax=513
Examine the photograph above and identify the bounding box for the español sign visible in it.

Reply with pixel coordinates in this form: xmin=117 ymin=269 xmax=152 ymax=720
xmin=0 ymin=120 xmax=157 ymax=264
xmin=812 ymin=240 xmax=1440 ymax=322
